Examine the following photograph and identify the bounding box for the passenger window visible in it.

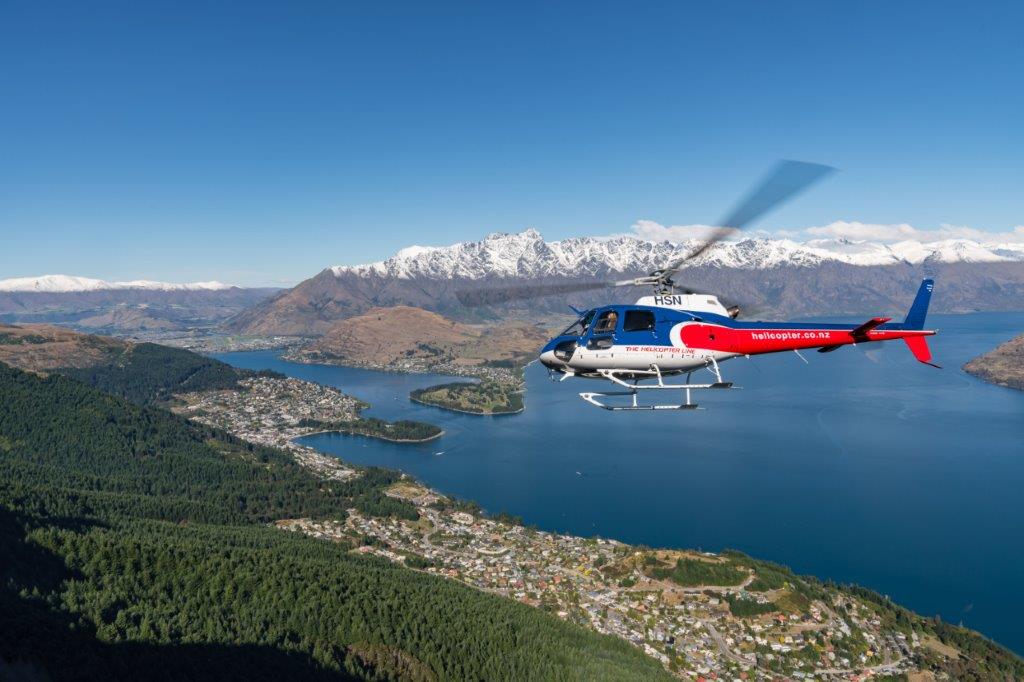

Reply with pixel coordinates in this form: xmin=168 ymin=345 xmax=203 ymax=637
xmin=592 ymin=310 xmax=618 ymax=334
xmin=623 ymin=310 xmax=655 ymax=332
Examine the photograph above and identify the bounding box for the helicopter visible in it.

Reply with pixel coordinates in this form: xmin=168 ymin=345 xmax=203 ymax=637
xmin=459 ymin=161 xmax=939 ymax=411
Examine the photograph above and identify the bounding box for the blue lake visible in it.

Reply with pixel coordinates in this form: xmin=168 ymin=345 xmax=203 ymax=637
xmin=213 ymin=311 xmax=1024 ymax=654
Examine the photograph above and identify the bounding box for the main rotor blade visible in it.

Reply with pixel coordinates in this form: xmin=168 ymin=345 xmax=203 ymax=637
xmin=456 ymin=280 xmax=613 ymax=307
xmin=663 ymin=160 xmax=835 ymax=273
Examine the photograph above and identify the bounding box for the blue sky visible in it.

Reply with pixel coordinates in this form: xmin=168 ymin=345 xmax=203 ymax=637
xmin=2 ymin=1 xmax=1022 ymax=286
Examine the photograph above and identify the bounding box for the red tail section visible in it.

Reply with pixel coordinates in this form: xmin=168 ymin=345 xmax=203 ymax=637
xmin=903 ymin=336 xmax=940 ymax=368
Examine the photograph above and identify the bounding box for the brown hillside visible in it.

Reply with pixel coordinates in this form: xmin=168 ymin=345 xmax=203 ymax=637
xmin=1 ymin=287 xmax=278 ymax=335
xmin=302 ymin=306 xmax=477 ymax=365
xmin=77 ymin=305 xmax=181 ymax=331
xmin=296 ymin=306 xmax=549 ymax=368
xmin=0 ymin=323 xmax=128 ymax=372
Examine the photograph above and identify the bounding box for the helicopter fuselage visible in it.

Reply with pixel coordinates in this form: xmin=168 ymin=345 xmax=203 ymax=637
xmin=539 ymin=281 xmax=938 ymax=379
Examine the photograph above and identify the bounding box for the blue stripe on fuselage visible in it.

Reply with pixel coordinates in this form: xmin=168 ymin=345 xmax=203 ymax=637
xmin=541 ymin=304 xmax=901 ymax=353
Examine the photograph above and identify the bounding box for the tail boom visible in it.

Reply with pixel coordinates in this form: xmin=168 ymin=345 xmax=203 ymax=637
xmin=679 ymin=323 xmax=935 ymax=354
xmin=713 ymin=326 xmax=936 ymax=356
xmin=672 ymin=279 xmax=939 ymax=366
xmin=679 ymin=278 xmax=939 ymax=367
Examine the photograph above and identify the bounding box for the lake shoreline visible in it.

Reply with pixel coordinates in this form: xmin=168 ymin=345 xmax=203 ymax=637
xmin=281 ymin=351 xmax=500 ymax=381
xmin=299 ymin=427 xmax=445 ymax=444
xmin=282 ymin=351 xmax=530 ymax=414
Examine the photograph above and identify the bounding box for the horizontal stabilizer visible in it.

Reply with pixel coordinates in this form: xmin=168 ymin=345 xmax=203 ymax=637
xmin=817 ymin=344 xmax=843 ymax=353
xmin=851 ymin=317 xmax=891 ymax=338
xmin=903 ymin=336 xmax=941 ymax=368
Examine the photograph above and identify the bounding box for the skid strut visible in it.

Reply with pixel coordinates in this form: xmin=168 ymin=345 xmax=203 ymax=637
xmin=578 ymin=363 xmax=736 ymax=411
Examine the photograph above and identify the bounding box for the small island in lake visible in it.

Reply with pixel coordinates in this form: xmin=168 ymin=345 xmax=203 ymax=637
xmin=963 ymin=333 xmax=1024 ymax=390
xmin=411 ymin=380 xmax=524 ymax=415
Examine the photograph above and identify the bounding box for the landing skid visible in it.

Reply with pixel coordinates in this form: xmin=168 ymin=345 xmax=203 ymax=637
xmin=578 ymin=361 xmax=736 ymax=411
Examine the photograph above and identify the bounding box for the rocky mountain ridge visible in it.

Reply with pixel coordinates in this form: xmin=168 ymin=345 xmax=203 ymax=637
xmin=331 ymin=229 xmax=1024 ymax=281
xmin=227 ymin=231 xmax=1024 ymax=336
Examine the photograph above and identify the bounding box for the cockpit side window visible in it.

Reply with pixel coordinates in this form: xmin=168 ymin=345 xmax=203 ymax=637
xmin=623 ymin=310 xmax=655 ymax=332
xmin=592 ymin=310 xmax=619 ymax=334
xmin=560 ymin=310 xmax=595 ymax=337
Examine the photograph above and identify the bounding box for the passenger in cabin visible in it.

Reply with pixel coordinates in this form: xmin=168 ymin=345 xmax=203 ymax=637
xmin=594 ymin=310 xmax=618 ymax=334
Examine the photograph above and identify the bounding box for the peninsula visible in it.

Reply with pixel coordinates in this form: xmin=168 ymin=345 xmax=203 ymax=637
xmin=299 ymin=416 xmax=443 ymax=443
xmin=410 ymin=380 xmax=524 ymax=415
xmin=963 ymin=332 xmax=1024 ymax=390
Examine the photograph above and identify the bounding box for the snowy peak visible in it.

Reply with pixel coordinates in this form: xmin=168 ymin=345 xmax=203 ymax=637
xmin=331 ymin=230 xmax=1024 ymax=280
xmin=0 ymin=274 xmax=235 ymax=293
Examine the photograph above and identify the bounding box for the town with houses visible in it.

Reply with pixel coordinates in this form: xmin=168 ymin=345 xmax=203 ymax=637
xmin=177 ymin=374 xmax=361 ymax=482
xmin=173 ymin=371 xmax=956 ymax=681
xmin=280 ymin=501 xmax=923 ymax=681
xmin=283 ymin=346 xmax=523 ymax=387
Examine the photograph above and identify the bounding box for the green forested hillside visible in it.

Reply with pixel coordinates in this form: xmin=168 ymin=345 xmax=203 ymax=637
xmin=0 ymin=324 xmax=267 ymax=405
xmin=0 ymin=362 xmax=668 ymax=681
xmin=0 ymin=363 xmax=407 ymax=524
xmin=57 ymin=341 xmax=274 ymax=405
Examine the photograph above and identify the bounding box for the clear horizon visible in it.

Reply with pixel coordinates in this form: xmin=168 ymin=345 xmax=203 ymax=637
xmin=3 ymin=1 xmax=1023 ymax=286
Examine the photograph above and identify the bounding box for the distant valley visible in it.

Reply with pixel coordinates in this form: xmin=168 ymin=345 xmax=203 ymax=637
xmin=0 ymin=274 xmax=278 ymax=337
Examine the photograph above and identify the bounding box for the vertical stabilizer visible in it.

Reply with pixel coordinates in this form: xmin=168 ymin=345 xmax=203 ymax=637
xmin=903 ymin=279 xmax=934 ymax=330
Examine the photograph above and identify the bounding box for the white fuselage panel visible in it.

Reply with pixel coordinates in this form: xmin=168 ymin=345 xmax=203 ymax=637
xmin=634 ymin=294 xmax=730 ymax=317
xmin=570 ymin=344 xmax=739 ymax=372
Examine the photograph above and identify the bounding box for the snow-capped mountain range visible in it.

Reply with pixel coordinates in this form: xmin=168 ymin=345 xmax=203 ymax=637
xmin=332 ymin=229 xmax=1024 ymax=280
xmin=0 ymin=274 xmax=234 ymax=293
xmin=226 ymin=228 xmax=1024 ymax=335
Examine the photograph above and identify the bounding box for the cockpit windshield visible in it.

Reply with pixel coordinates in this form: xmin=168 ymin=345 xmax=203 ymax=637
xmin=560 ymin=309 xmax=595 ymax=337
